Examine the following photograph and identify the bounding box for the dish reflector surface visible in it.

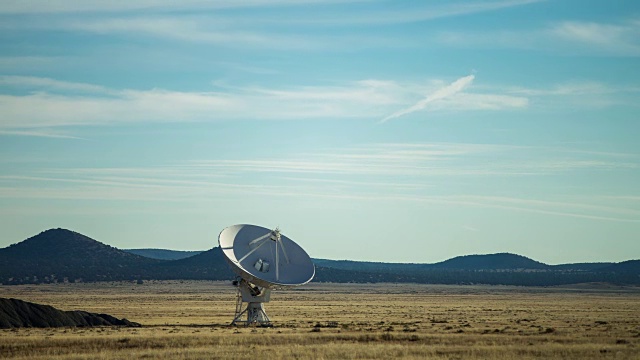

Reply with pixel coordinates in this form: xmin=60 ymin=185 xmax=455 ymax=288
xmin=219 ymin=224 xmax=315 ymax=288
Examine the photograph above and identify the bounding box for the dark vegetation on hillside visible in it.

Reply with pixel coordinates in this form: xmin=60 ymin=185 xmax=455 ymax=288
xmin=550 ymin=262 xmax=614 ymax=271
xmin=1 ymin=229 xmax=638 ymax=286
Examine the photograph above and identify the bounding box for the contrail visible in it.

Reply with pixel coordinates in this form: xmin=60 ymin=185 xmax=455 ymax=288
xmin=380 ymin=74 xmax=475 ymax=123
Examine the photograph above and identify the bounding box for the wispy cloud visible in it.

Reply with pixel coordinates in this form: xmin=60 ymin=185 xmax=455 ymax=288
xmin=63 ymin=17 xmax=320 ymax=50
xmin=438 ymin=18 xmax=640 ymax=57
xmin=0 ymin=129 xmax=84 ymax=139
xmin=420 ymin=195 xmax=640 ymax=223
xmin=448 ymin=92 xmax=529 ymax=110
xmin=0 ymin=0 xmax=364 ymax=14
xmin=463 ymin=225 xmax=480 ymax=232
xmin=380 ymin=75 xmax=528 ymax=123
xmin=507 ymin=81 xmax=640 ymax=108
xmin=0 ymin=75 xmax=110 ymax=94
xmin=2 ymin=165 xmax=638 ymax=223
xmin=462 ymin=195 xmax=640 ymax=223
xmin=277 ymin=0 xmax=545 ymax=26
xmin=381 ymin=75 xmax=475 ymax=123
xmin=0 ymin=75 xmax=630 ymax=134
xmin=184 ymin=142 xmax=637 ymax=178
xmin=0 ymin=84 xmax=387 ymax=129
xmin=509 ymin=81 xmax=615 ymax=96
xmin=1 ymin=141 xmax=637 ymax=222
xmin=0 ymin=0 xmax=544 ymax=21
xmin=0 ymin=1 xmax=544 ymax=50
xmin=551 ymin=20 xmax=640 ymax=56
xmin=0 ymin=76 xmax=528 ymax=131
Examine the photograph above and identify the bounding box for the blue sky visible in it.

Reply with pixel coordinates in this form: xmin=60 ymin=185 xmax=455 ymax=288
xmin=1 ymin=0 xmax=639 ymax=264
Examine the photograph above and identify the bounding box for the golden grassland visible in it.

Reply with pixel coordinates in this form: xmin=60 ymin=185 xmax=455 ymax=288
xmin=1 ymin=281 xmax=639 ymax=359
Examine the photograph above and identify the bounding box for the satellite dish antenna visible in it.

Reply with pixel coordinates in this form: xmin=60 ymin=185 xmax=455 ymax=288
xmin=218 ymin=224 xmax=315 ymax=325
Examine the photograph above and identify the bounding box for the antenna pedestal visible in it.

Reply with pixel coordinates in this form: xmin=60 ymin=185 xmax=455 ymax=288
xmin=231 ymin=279 xmax=272 ymax=326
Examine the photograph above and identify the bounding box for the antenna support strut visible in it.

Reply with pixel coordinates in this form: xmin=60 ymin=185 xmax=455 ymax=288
xmin=231 ymin=278 xmax=272 ymax=326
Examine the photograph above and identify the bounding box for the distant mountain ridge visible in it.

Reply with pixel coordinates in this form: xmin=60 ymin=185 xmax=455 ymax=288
xmin=312 ymin=253 xmax=549 ymax=273
xmin=1 ymin=228 xmax=639 ymax=286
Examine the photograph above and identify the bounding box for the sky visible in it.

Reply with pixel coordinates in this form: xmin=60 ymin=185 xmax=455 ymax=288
xmin=0 ymin=0 xmax=639 ymax=264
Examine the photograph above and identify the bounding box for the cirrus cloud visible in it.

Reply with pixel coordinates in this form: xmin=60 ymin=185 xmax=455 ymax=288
xmin=0 ymin=75 xmax=529 ymax=131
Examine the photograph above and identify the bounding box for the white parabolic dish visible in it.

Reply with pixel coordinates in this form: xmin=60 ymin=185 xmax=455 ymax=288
xmin=218 ymin=224 xmax=315 ymax=289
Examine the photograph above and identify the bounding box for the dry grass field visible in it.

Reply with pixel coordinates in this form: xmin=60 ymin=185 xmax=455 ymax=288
xmin=1 ymin=281 xmax=639 ymax=359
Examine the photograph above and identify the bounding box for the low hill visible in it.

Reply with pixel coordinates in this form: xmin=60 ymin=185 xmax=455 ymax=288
xmin=0 ymin=297 xmax=140 ymax=328
xmin=600 ymin=260 xmax=640 ymax=274
xmin=124 ymin=249 xmax=203 ymax=260
xmin=432 ymin=253 xmax=549 ymax=270
xmin=0 ymin=228 xmax=144 ymax=263
xmin=0 ymin=228 xmax=162 ymax=284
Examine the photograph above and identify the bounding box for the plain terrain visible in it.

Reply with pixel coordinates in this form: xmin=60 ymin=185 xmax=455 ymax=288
xmin=1 ymin=281 xmax=639 ymax=359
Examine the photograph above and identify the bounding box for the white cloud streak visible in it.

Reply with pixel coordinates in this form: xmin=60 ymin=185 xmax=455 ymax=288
xmin=0 ymin=1 xmax=543 ymax=50
xmin=381 ymin=75 xmax=476 ymax=123
xmin=0 ymin=0 xmax=543 ymax=22
xmin=0 ymin=129 xmax=85 ymax=139
xmin=276 ymin=0 xmax=545 ymax=26
xmin=63 ymin=17 xmax=321 ymax=50
xmin=2 ymin=172 xmax=638 ymax=223
xmin=438 ymin=18 xmax=640 ymax=57
xmin=0 ymin=56 xmax=66 ymax=71
xmin=184 ymin=143 xmax=637 ymax=177
xmin=0 ymin=0 xmax=364 ymax=14
xmin=0 ymin=75 xmax=110 ymax=94
xmin=378 ymin=75 xmax=529 ymax=123
xmin=507 ymin=81 xmax=640 ymax=109
xmin=0 ymin=76 xmax=630 ymax=134
xmin=551 ymin=20 xmax=640 ymax=55
xmin=24 ymin=142 xmax=628 ymax=185
xmin=0 ymin=76 xmax=529 ymax=131
xmin=1 ymin=142 xmax=637 ymax=222
xmin=421 ymin=195 xmax=640 ymax=223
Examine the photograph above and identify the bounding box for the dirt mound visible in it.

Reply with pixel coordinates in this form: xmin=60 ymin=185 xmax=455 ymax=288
xmin=0 ymin=298 xmax=141 ymax=328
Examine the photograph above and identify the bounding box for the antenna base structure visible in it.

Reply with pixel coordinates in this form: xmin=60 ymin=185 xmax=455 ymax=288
xmin=231 ymin=278 xmax=272 ymax=326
